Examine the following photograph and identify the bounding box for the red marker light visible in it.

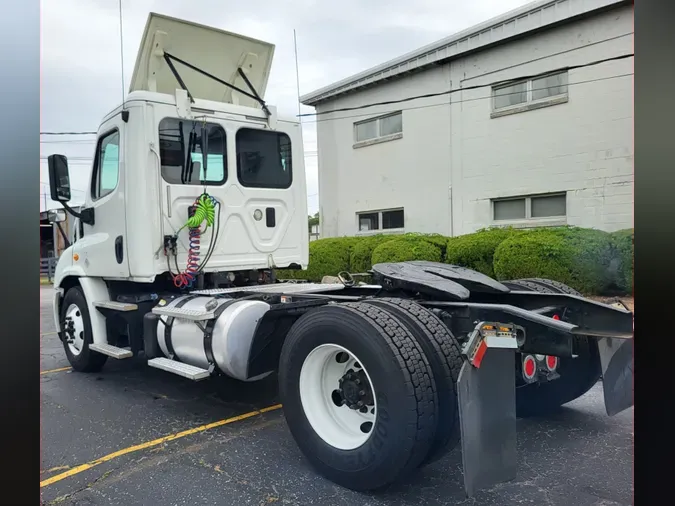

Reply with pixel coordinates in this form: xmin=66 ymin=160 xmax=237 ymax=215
xmin=552 ymin=314 xmax=561 ymax=320
xmin=523 ymin=355 xmax=537 ymax=379
xmin=546 ymin=356 xmax=558 ymax=371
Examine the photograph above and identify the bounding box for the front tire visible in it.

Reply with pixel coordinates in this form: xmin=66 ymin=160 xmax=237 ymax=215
xmin=60 ymin=286 xmax=108 ymax=372
xmin=278 ymin=302 xmax=437 ymax=491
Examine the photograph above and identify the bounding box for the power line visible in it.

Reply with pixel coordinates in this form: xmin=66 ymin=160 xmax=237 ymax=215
xmin=298 ymin=53 xmax=634 ymax=118
xmin=39 ymin=160 xmax=93 ymax=166
xmin=39 ymin=159 xmax=92 ymax=163
xmin=40 ymin=131 xmax=98 ymax=136
xmin=37 ymin=54 xmax=633 ymax=140
xmin=459 ymin=32 xmax=633 ymax=84
xmin=40 ymin=181 xmax=86 ymax=193
xmin=302 ymin=72 xmax=633 ymax=124
xmin=34 ymin=69 xmax=627 ymax=168
xmin=40 ymin=156 xmax=92 ymax=160
xmin=40 ymin=139 xmax=96 ymax=144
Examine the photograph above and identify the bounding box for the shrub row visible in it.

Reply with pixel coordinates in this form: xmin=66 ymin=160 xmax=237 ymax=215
xmin=493 ymin=227 xmax=618 ymax=294
xmin=276 ymin=226 xmax=634 ymax=295
xmin=444 ymin=227 xmax=518 ymax=279
xmin=610 ymin=228 xmax=634 ymax=294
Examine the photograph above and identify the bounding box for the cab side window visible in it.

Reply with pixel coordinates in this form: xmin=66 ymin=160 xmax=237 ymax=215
xmin=92 ymin=130 xmax=120 ymax=200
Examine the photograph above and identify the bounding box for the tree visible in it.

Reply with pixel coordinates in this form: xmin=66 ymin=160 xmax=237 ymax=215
xmin=308 ymin=212 xmax=319 ymax=232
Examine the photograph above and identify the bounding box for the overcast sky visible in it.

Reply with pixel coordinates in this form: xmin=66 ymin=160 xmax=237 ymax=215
xmin=40 ymin=0 xmax=532 ymax=213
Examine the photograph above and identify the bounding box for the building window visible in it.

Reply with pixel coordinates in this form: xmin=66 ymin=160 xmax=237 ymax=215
xmin=354 ymin=112 xmax=402 ymax=143
xmin=236 ymin=128 xmax=293 ymax=189
xmin=357 ymin=208 xmax=404 ymax=232
xmin=492 ymin=71 xmax=568 ymax=113
xmin=159 ymin=118 xmax=227 ymax=185
xmin=492 ymin=194 xmax=566 ymax=222
xmin=91 ymin=129 xmax=120 ymax=200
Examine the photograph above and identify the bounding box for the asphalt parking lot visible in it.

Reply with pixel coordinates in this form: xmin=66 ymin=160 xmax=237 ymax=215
xmin=40 ymin=286 xmax=633 ymax=506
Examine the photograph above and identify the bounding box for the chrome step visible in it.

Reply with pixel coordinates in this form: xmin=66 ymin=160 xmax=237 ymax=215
xmin=152 ymin=306 xmax=215 ymax=321
xmin=94 ymin=301 xmax=138 ymax=311
xmin=147 ymin=357 xmax=210 ymax=381
xmin=89 ymin=343 xmax=133 ymax=359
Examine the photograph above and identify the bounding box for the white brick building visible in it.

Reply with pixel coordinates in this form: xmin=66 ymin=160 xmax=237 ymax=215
xmin=301 ymin=0 xmax=634 ymax=238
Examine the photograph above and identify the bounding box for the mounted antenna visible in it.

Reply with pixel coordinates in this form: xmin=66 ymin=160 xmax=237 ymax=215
xmin=293 ymin=29 xmax=301 ymax=123
xmin=118 ymin=0 xmax=129 ymax=122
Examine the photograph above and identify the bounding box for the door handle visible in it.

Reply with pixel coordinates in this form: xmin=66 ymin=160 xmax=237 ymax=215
xmin=265 ymin=208 xmax=276 ymax=228
xmin=115 ymin=236 xmax=124 ymax=264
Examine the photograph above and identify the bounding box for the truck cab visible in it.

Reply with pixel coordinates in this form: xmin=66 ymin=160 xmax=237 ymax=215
xmin=48 ymin=13 xmax=308 ymax=343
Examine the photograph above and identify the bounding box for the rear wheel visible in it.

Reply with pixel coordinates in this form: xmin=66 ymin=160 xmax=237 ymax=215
xmin=278 ymin=302 xmax=437 ymax=491
xmin=61 ymin=286 xmax=108 ymax=372
xmin=505 ymin=278 xmax=601 ymax=417
xmin=364 ymin=298 xmax=463 ymax=467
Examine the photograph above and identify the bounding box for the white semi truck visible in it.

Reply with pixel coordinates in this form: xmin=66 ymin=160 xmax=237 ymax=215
xmin=47 ymin=13 xmax=634 ymax=496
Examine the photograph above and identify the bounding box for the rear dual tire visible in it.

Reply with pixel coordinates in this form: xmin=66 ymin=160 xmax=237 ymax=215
xmin=504 ymin=278 xmax=602 ymax=418
xmin=364 ymin=298 xmax=463 ymax=467
xmin=279 ymin=302 xmax=441 ymax=491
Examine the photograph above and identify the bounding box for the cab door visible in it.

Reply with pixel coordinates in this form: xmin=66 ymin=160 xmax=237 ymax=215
xmin=73 ymin=115 xmax=129 ymax=278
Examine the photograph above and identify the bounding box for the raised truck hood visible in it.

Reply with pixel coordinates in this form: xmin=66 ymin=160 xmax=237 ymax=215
xmin=129 ymin=12 xmax=275 ymax=108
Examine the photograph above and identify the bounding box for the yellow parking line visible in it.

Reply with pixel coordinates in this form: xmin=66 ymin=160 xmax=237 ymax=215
xmin=40 ymin=366 xmax=72 ymax=375
xmin=41 ymin=331 xmax=58 ymax=337
xmin=40 ymin=404 xmax=283 ymax=488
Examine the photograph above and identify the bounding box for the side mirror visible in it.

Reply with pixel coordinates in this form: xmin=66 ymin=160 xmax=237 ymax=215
xmin=47 ymin=154 xmax=72 ymax=202
xmin=47 ymin=209 xmax=66 ymax=223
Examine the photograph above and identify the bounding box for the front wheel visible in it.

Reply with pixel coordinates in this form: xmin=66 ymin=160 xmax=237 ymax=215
xmin=60 ymin=286 xmax=108 ymax=372
xmin=278 ymin=302 xmax=437 ymax=491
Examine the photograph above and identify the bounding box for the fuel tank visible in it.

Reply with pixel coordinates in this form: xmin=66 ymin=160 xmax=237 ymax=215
xmin=156 ymin=295 xmax=273 ymax=381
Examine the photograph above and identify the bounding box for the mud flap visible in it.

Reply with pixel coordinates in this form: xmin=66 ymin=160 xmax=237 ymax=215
xmin=457 ymin=347 xmax=517 ymax=497
xmin=597 ymin=337 xmax=633 ymax=416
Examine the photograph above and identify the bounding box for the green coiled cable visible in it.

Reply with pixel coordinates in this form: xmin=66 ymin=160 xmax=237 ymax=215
xmin=178 ymin=193 xmax=216 ymax=232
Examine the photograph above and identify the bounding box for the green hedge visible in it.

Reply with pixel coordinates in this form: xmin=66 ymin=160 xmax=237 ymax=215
xmin=401 ymin=233 xmax=450 ymax=256
xmin=277 ymin=235 xmax=445 ymax=281
xmin=371 ymin=237 xmax=443 ymax=265
xmin=305 ymin=237 xmax=359 ymax=280
xmin=493 ymin=227 xmax=617 ymax=294
xmin=346 ymin=233 xmax=450 ymax=273
xmin=276 ymin=237 xmax=357 ymax=281
xmin=349 ymin=235 xmax=393 ymax=273
xmin=611 ymin=228 xmax=633 ymax=294
xmin=444 ymin=227 xmax=519 ymax=278
xmin=276 ymin=226 xmax=632 ymax=295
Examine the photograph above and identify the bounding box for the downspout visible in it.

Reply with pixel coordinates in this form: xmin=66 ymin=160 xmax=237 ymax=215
xmin=447 ymin=63 xmax=455 ymax=238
